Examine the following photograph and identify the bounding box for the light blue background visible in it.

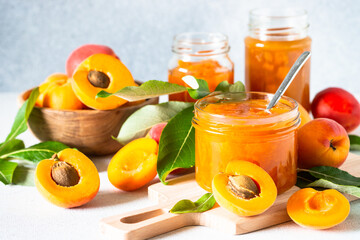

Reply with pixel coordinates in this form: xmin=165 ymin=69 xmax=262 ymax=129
xmin=1 ymin=0 xmax=360 ymax=98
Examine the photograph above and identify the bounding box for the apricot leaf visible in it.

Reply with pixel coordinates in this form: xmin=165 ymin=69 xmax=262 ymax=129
xmin=116 ymin=101 xmax=194 ymax=145
xmin=0 ymin=139 xmax=25 ymax=157
xmin=299 ymin=167 xmax=360 ymax=186
xmin=0 ymin=160 xmax=18 ymax=185
xmin=349 ymin=134 xmax=360 ymax=151
xmin=170 ymin=193 xmax=215 ymax=213
xmin=307 ymin=179 xmax=360 ymax=198
xmin=2 ymin=141 xmax=69 ymax=163
xmin=187 ymin=78 xmax=210 ymax=99
xmin=215 ymin=81 xmax=245 ymax=93
xmin=0 ymin=87 xmax=39 ymax=154
xmin=97 ymin=80 xmax=187 ymax=101
xmin=157 ymin=106 xmax=195 ymax=184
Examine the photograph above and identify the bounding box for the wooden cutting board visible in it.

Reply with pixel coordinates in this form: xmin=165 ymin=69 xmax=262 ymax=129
xmin=100 ymin=153 xmax=360 ymax=240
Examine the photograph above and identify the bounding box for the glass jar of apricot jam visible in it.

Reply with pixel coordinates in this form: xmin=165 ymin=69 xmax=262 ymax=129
xmin=168 ymin=32 xmax=234 ymax=102
xmin=192 ymin=92 xmax=300 ymax=194
xmin=245 ymin=9 xmax=311 ymax=110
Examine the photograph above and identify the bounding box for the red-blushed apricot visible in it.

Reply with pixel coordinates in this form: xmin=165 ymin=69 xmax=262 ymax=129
xmin=35 ymin=148 xmax=100 ymax=208
xmin=287 ymin=188 xmax=350 ymax=229
xmin=71 ymin=53 xmax=136 ymax=110
xmin=298 ymin=118 xmax=350 ymax=169
xmin=312 ymin=87 xmax=360 ymax=132
xmin=212 ymin=161 xmax=277 ymax=216
xmin=148 ymin=122 xmax=167 ymax=143
xmin=66 ymin=44 xmax=118 ymax=77
xmin=108 ymin=138 xmax=158 ymax=191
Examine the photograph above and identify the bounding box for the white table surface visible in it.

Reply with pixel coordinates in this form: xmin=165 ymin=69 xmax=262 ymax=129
xmin=0 ymin=92 xmax=359 ymax=240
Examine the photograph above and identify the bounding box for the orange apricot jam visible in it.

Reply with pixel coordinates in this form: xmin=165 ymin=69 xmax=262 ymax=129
xmin=169 ymin=59 xmax=234 ymax=102
xmin=192 ymin=92 xmax=300 ymax=194
xmin=245 ymin=37 xmax=311 ymax=110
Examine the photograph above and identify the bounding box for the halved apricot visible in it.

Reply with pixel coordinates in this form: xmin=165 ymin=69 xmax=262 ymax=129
xmin=287 ymin=188 xmax=350 ymax=229
xmin=107 ymin=138 xmax=158 ymax=191
xmin=212 ymin=161 xmax=277 ymax=216
xmin=35 ymin=148 xmax=100 ymax=208
xmin=71 ymin=53 xmax=136 ymax=110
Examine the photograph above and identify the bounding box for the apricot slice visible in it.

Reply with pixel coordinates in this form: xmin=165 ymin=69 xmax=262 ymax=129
xmin=108 ymin=138 xmax=158 ymax=191
xmin=212 ymin=161 xmax=277 ymax=216
xmin=71 ymin=53 xmax=136 ymax=110
xmin=287 ymin=188 xmax=350 ymax=229
xmin=35 ymin=148 xmax=100 ymax=208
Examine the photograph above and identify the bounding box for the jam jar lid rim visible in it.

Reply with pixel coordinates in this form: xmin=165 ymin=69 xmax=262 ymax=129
xmin=194 ymin=91 xmax=299 ymax=126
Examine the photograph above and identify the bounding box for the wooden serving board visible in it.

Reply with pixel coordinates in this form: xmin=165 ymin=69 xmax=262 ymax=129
xmin=100 ymin=153 xmax=360 ymax=240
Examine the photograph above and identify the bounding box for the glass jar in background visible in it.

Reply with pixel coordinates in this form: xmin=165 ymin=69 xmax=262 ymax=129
xmin=168 ymin=32 xmax=234 ymax=102
xmin=192 ymin=92 xmax=300 ymax=194
xmin=245 ymin=8 xmax=311 ymax=110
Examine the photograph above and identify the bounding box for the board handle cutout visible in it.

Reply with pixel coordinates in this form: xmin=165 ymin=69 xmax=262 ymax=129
xmin=100 ymin=203 xmax=197 ymax=240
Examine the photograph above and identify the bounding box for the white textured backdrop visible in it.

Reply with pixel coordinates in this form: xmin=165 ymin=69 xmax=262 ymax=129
xmin=1 ymin=0 xmax=360 ymax=98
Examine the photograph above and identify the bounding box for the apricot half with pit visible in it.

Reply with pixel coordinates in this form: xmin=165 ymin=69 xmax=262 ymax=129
xmin=71 ymin=53 xmax=136 ymax=110
xmin=35 ymin=148 xmax=100 ymax=208
xmin=212 ymin=161 xmax=277 ymax=216
xmin=287 ymin=188 xmax=350 ymax=229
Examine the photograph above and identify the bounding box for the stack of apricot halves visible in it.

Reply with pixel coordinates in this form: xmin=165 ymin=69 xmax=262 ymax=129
xmin=36 ymin=44 xmax=137 ymax=111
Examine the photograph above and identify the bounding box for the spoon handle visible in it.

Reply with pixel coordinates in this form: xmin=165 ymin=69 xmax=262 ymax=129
xmin=266 ymin=51 xmax=311 ymax=110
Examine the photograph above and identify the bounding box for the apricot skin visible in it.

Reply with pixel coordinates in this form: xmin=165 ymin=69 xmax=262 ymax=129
xmin=148 ymin=122 xmax=167 ymax=143
xmin=108 ymin=138 xmax=158 ymax=191
xmin=35 ymin=148 xmax=100 ymax=208
xmin=298 ymin=103 xmax=312 ymax=128
xmin=298 ymin=118 xmax=350 ymax=169
xmin=311 ymin=87 xmax=360 ymax=132
xmin=212 ymin=161 xmax=277 ymax=216
xmin=287 ymin=188 xmax=350 ymax=229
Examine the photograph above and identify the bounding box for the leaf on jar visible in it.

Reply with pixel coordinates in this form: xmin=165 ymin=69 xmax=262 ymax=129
xmin=157 ymin=106 xmax=195 ymax=184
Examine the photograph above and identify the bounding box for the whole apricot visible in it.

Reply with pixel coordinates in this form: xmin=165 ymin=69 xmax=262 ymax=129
xmin=311 ymin=87 xmax=360 ymax=132
xmin=297 ymin=118 xmax=350 ymax=169
xmin=298 ymin=103 xmax=312 ymax=128
xmin=66 ymin=44 xmax=118 ymax=77
xmin=148 ymin=122 xmax=167 ymax=143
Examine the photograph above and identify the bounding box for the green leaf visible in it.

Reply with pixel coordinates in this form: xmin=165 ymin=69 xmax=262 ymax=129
xmin=170 ymin=193 xmax=216 ymax=213
xmin=214 ymin=81 xmax=231 ymax=92
xmin=116 ymin=101 xmax=194 ymax=145
xmin=0 ymin=160 xmax=18 ymax=185
xmin=12 ymin=163 xmax=35 ymax=186
xmin=307 ymin=179 xmax=360 ymax=198
xmin=0 ymin=139 xmax=25 ymax=157
xmin=157 ymin=106 xmax=195 ymax=184
xmin=0 ymin=88 xmax=39 ymax=153
xmin=187 ymin=78 xmax=210 ymax=100
xmin=229 ymin=81 xmax=245 ymax=92
xmin=349 ymin=134 xmax=360 ymax=151
xmin=299 ymin=167 xmax=360 ymax=186
xmin=2 ymin=141 xmax=69 ymax=163
xmin=97 ymin=80 xmax=187 ymax=101
xmin=296 ymin=171 xmax=318 ymax=189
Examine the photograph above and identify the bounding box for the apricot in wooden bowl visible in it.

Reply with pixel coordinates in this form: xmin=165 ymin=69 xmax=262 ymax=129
xmin=18 ymin=88 xmax=159 ymax=156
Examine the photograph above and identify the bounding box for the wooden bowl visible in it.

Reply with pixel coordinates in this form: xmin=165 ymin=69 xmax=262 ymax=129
xmin=18 ymin=89 xmax=159 ymax=156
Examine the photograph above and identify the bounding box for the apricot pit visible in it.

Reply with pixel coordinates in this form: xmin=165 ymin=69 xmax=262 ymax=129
xmin=87 ymin=70 xmax=111 ymax=88
xmin=51 ymin=160 xmax=80 ymax=187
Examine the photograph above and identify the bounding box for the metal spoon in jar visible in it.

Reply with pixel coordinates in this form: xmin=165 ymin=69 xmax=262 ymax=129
xmin=266 ymin=51 xmax=311 ymax=110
